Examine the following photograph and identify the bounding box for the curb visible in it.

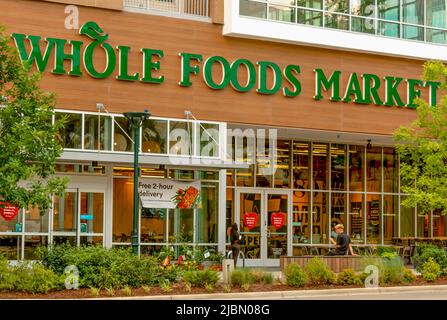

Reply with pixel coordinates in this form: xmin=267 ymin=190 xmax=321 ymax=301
xmin=82 ymin=285 xmax=447 ymax=300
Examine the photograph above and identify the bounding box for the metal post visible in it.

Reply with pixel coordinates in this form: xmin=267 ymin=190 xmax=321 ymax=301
xmin=124 ymin=110 xmax=151 ymax=255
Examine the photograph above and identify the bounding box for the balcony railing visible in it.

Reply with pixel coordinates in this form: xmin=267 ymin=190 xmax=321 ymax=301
xmin=124 ymin=0 xmax=210 ymax=19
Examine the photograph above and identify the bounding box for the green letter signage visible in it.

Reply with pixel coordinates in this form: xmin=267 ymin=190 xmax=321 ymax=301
xmin=179 ymin=52 xmax=203 ymax=87
xmin=203 ymin=56 xmax=231 ymax=90
xmin=424 ymin=81 xmax=441 ymax=107
xmin=283 ymin=65 xmax=301 ymax=98
xmin=362 ymin=74 xmax=383 ymax=105
xmin=384 ymin=76 xmax=405 ymax=107
xmin=141 ymin=48 xmax=164 ymax=84
xmin=257 ymin=61 xmax=282 ymax=95
xmin=230 ymin=59 xmax=256 ymax=92
xmin=12 ymin=34 xmax=56 ymax=72
xmin=314 ymin=69 xmax=341 ymax=102
xmin=343 ymin=73 xmax=367 ymax=104
xmin=116 ymin=46 xmax=139 ymax=81
xmin=406 ymin=79 xmax=424 ymax=108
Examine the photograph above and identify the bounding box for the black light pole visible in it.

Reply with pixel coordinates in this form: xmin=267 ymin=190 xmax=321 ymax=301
xmin=123 ymin=110 xmax=150 ymax=255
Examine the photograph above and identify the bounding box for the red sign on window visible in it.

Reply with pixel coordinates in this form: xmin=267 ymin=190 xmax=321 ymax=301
xmin=0 ymin=202 xmax=19 ymax=221
xmin=243 ymin=212 xmax=258 ymax=229
xmin=271 ymin=212 xmax=286 ymax=229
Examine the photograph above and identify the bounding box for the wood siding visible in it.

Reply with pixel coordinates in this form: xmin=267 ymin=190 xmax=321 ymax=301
xmin=1 ymin=0 xmax=427 ymax=136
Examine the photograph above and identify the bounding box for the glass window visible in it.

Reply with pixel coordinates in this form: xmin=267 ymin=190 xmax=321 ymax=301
xmin=366 ymin=194 xmax=381 ymax=244
xmin=400 ymin=195 xmax=415 ymax=237
xmin=141 ymin=168 xmax=166 ymax=178
xmin=55 ymin=112 xmax=82 ymax=149
xmin=312 ymin=191 xmax=329 ymax=244
xmin=427 ymin=28 xmax=447 ymax=44
xmin=226 ymin=188 xmax=234 ymax=235
xmin=52 ymin=236 xmax=76 ymax=246
xmin=240 ymin=0 xmax=267 ymax=18
xmin=271 ymin=0 xmax=296 ymax=5
xmin=112 ymin=178 xmax=132 ymax=242
xmin=378 ymin=0 xmax=400 ymax=21
xmin=169 ymin=121 xmax=193 ymax=156
xmin=0 ymin=205 xmax=22 ymax=233
xmin=366 ymin=146 xmax=382 ymax=192
xmin=403 ymin=24 xmax=424 ymax=41
xmin=80 ymin=192 xmax=104 ymax=234
xmin=24 ymin=235 xmax=48 ymax=260
xmin=297 ymin=8 xmax=323 ymax=25
xmin=197 ymin=183 xmax=219 ymax=243
xmin=297 ymin=0 xmax=323 ymax=9
xmin=236 ymin=166 xmax=255 ymax=187
xmin=239 ymin=192 xmax=261 ymax=259
xmin=25 ymin=206 xmax=49 ymax=233
xmin=383 ymin=147 xmax=398 ymax=193
xmin=403 ymin=0 xmax=424 ymax=25
xmin=227 ymin=170 xmax=235 ymax=186
xmin=256 ymin=138 xmax=273 ymax=188
xmin=80 ymin=236 xmax=103 ymax=246
xmin=293 ymin=191 xmax=310 ymax=244
xmin=168 ymin=169 xmax=194 ymax=180
xmin=113 ymin=117 xmax=133 ymax=152
xmin=141 ymin=208 xmax=166 ymax=243
xmin=141 ymin=119 xmax=167 ymax=154
xmin=349 ymin=145 xmax=365 ymax=191
xmin=331 ymin=144 xmax=346 ymax=190
xmin=325 ymin=0 xmax=350 ymax=13
xmin=269 ymin=4 xmax=296 ymax=22
xmin=378 ymin=20 xmax=400 ymax=37
xmin=293 ymin=142 xmax=310 ymax=189
xmin=53 ymin=191 xmax=78 ymax=233
xmin=383 ymin=195 xmax=398 ymax=244
xmin=417 ymin=211 xmax=431 ymax=238
xmin=426 ymin=0 xmax=447 ymax=28
xmin=433 ymin=209 xmax=447 ymax=237
xmin=274 ymin=140 xmax=291 ymax=188
xmin=351 ymin=16 xmax=376 ymax=33
xmin=325 ymin=13 xmax=349 ymax=29
xmin=0 ymin=236 xmax=21 ymax=260
xmin=349 ymin=193 xmax=364 ymax=243
xmin=198 ymin=123 xmax=219 ymax=158
xmin=331 ymin=192 xmax=347 ymax=243
xmin=169 ymin=209 xmax=194 ymax=243
xmin=312 ymin=143 xmax=329 ymax=190
xmin=84 ymin=114 xmax=112 ymax=151
xmin=351 ymin=0 xmax=375 ymax=16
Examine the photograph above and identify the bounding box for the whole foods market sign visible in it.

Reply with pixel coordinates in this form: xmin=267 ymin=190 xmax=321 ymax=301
xmin=11 ymin=21 xmax=439 ymax=108
xmin=138 ymin=178 xmax=201 ymax=209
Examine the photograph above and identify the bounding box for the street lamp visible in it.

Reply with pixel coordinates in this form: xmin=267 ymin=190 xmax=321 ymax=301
xmin=123 ymin=110 xmax=151 ymax=255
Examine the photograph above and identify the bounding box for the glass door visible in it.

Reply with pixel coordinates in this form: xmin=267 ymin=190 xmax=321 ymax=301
xmin=266 ymin=192 xmax=288 ymax=261
xmin=236 ymin=189 xmax=290 ymax=267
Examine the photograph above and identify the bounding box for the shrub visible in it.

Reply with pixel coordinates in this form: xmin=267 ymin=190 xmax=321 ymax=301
xmin=414 ymin=245 xmax=447 ymax=274
xmin=230 ymin=269 xmax=256 ymax=287
xmin=251 ymin=269 xmax=266 ymax=283
xmin=285 ymin=263 xmax=308 ymax=287
xmin=182 ymin=269 xmax=220 ymax=288
xmin=402 ymin=269 xmax=417 ymax=284
xmin=90 ymin=287 xmax=100 ymax=297
xmin=361 ymin=255 xmax=405 ymax=285
xmin=337 ymin=269 xmax=362 ymax=286
xmin=142 ymin=285 xmax=151 ymax=294
xmin=205 ymin=283 xmax=214 ymax=293
xmin=122 ymin=286 xmax=132 ymax=296
xmin=223 ymin=284 xmax=232 ymax=293
xmin=263 ymin=273 xmax=274 ymax=285
xmin=241 ymin=283 xmax=250 ymax=292
xmin=375 ymin=246 xmax=397 ymax=257
xmin=8 ymin=262 xmax=63 ymax=294
xmin=106 ymin=287 xmax=115 ymax=297
xmin=184 ymin=282 xmax=192 ymax=293
xmin=305 ymin=258 xmax=336 ymax=285
xmin=421 ymin=258 xmax=441 ymax=282
xmin=160 ymin=280 xmax=173 ymax=293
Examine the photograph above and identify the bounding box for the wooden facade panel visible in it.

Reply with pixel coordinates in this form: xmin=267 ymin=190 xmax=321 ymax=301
xmin=1 ymin=0 xmax=428 ymax=135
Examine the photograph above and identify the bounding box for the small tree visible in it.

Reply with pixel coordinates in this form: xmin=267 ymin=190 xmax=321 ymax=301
xmin=394 ymin=61 xmax=447 ymax=214
xmin=0 ymin=26 xmax=67 ymax=213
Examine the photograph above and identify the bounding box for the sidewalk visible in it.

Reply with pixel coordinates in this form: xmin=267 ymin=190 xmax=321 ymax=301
xmin=85 ymin=285 xmax=447 ymax=300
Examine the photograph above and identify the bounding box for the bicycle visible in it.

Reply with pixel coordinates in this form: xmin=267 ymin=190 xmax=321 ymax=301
xmin=226 ymin=249 xmax=246 ymax=268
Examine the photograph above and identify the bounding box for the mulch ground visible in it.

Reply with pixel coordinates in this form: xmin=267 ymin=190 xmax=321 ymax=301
xmin=2 ymin=278 xmax=447 ymax=299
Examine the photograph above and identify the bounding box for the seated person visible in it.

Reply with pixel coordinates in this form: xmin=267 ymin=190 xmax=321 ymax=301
xmin=326 ymin=224 xmax=357 ymax=256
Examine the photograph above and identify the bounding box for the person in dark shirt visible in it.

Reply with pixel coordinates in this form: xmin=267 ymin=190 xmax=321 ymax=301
xmin=230 ymin=223 xmax=241 ymax=267
xmin=327 ymin=224 xmax=357 ymax=256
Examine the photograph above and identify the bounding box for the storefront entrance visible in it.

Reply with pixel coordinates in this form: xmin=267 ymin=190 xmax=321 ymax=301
xmin=236 ymin=189 xmax=291 ymax=267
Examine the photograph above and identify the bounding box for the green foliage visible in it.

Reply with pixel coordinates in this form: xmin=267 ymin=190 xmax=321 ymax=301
xmin=182 ymin=269 xmax=220 ymax=288
xmin=402 ymin=268 xmax=417 ymax=283
xmin=142 ymin=285 xmax=151 ymax=294
xmin=205 ymin=283 xmax=214 ymax=293
xmin=122 ymin=286 xmax=132 ymax=297
xmin=106 ymin=287 xmax=115 ymax=297
xmin=160 ymin=280 xmax=173 ymax=293
xmin=263 ymin=272 xmax=274 ymax=285
xmin=37 ymin=244 xmax=182 ymax=289
xmin=361 ymin=255 xmax=405 ymax=284
xmin=375 ymin=246 xmax=397 ymax=257
xmin=394 ymin=60 xmax=447 ymax=214
xmin=337 ymin=269 xmax=362 ymax=286
xmin=90 ymin=287 xmax=100 ymax=297
xmin=184 ymin=282 xmax=192 ymax=293
xmin=0 ymin=259 xmax=63 ymax=294
xmin=223 ymin=284 xmax=232 ymax=293
xmin=285 ymin=263 xmax=308 ymax=287
xmin=421 ymin=257 xmax=441 ymax=282
xmin=0 ymin=25 xmax=67 ymax=213
xmin=230 ymin=269 xmax=256 ymax=287
xmin=414 ymin=245 xmax=447 ymax=274
xmin=241 ymin=283 xmax=250 ymax=292
xmin=304 ymin=258 xmax=336 ymax=285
